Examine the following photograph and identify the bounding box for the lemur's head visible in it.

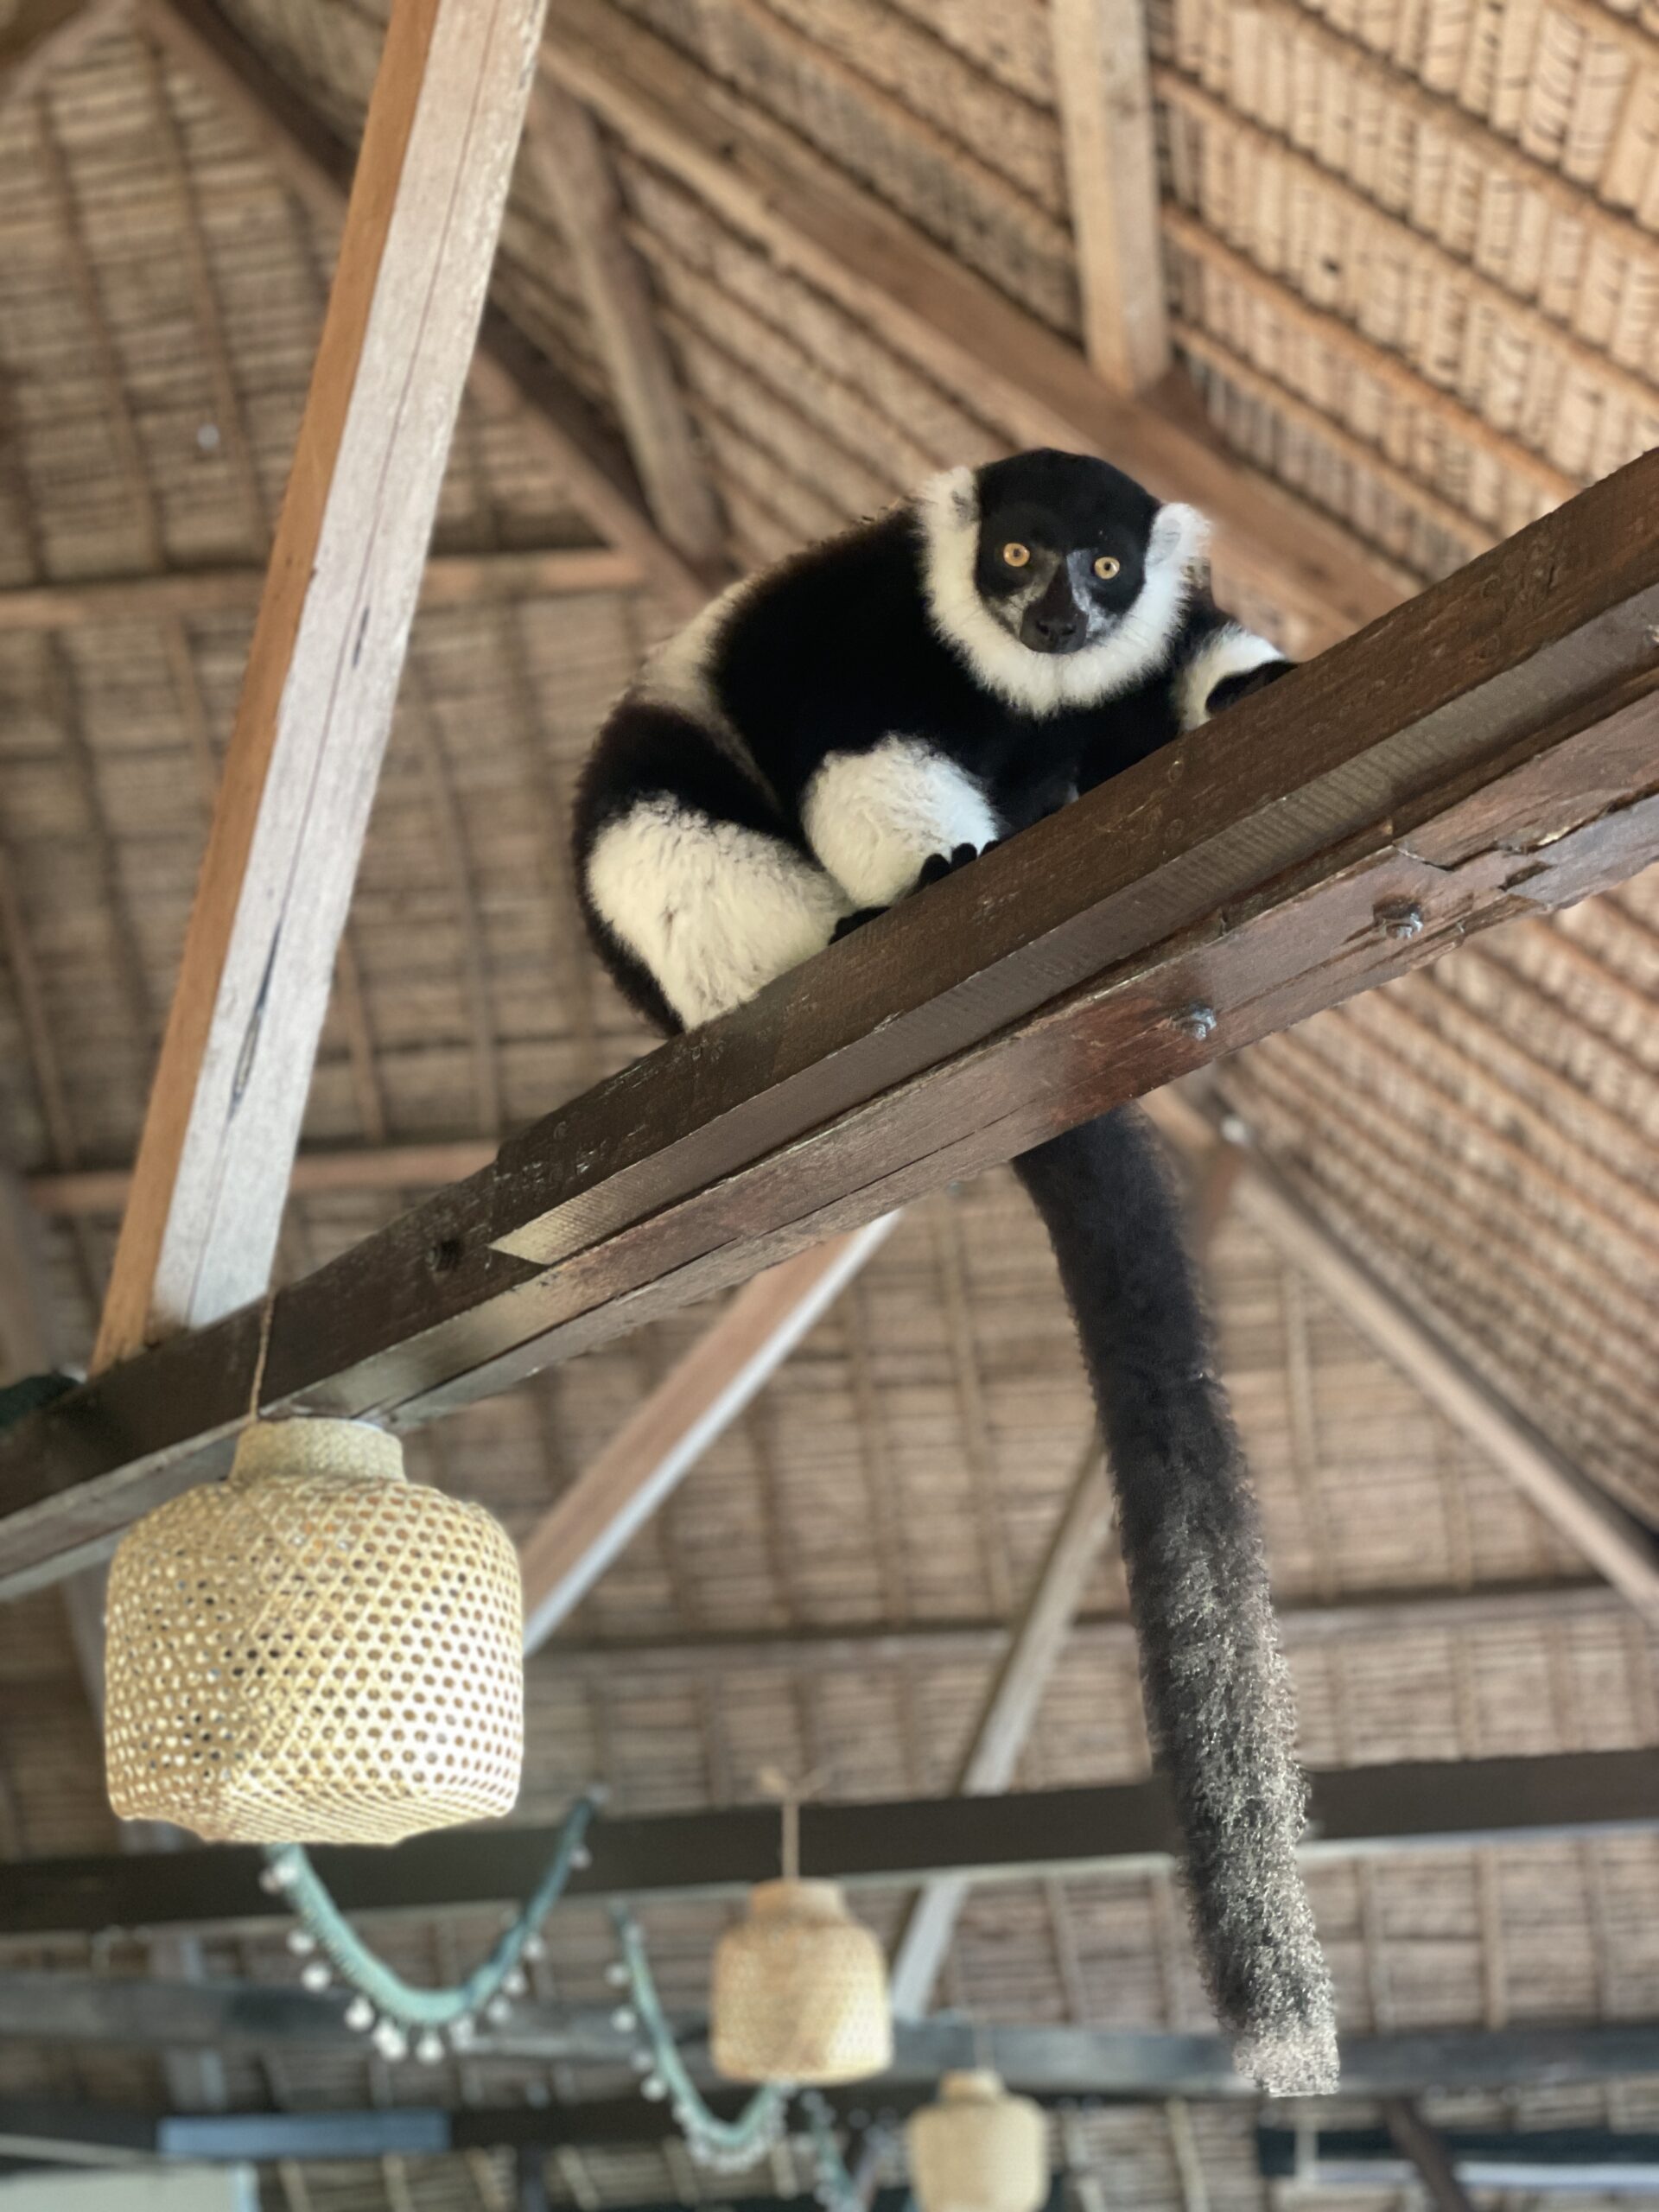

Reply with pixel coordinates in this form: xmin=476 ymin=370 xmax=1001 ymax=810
xmin=917 ymin=449 xmax=1208 ymax=717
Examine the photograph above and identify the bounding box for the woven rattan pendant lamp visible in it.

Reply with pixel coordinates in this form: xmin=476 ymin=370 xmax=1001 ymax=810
xmin=104 ymin=1416 xmax=524 ymax=1845
xmin=906 ymin=2072 xmax=1048 ymax=2212
xmin=709 ymin=1773 xmax=892 ymax=2083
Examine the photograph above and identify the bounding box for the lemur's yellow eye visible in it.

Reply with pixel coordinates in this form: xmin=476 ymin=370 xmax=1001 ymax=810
xmin=1002 ymin=542 xmax=1031 ymax=569
xmin=1093 ymin=554 xmax=1122 ymax=582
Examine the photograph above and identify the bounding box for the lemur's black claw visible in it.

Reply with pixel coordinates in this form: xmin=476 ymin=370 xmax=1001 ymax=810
xmin=831 ymin=906 xmax=885 ymax=942
xmin=918 ymin=839 xmax=998 ymax=888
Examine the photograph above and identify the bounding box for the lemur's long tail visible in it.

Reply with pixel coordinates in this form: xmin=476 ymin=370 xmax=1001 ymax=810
xmin=1012 ymin=1107 xmax=1338 ymax=2096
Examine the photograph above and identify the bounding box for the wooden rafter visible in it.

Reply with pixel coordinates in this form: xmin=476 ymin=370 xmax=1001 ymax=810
xmin=7 ymin=1751 xmax=1658 ymax=1938
xmin=2 ymin=449 xmax=1655 ymax=1596
xmin=93 ymin=0 xmax=551 ymax=1369
xmin=521 ymin=1217 xmax=896 ymax=1653
xmin=524 ymin=76 xmax=726 ymax=573
xmin=1049 ymin=0 xmax=1171 ymax=393
xmin=543 ymin=0 xmax=1399 ymax=654
xmin=0 ymin=549 xmax=643 ymax=632
xmin=1382 ymin=2101 xmax=1478 ymax=2212
xmin=1145 ymin=1091 xmax=1659 ymax=1611
xmin=887 ymin=1441 xmax=1114 ymax=2016
xmin=142 ymin=0 xmax=709 ymax=619
xmin=25 ymin=1141 xmax=500 ymax=1215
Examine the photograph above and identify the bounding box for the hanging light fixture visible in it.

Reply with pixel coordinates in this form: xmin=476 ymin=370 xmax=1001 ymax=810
xmin=906 ymin=2072 xmax=1047 ymax=2212
xmin=710 ymin=1776 xmax=892 ymax=2084
xmin=104 ymin=1417 xmax=523 ymax=1845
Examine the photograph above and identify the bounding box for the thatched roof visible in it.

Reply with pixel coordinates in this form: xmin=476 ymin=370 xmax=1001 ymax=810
xmin=0 ymin=0 xmax=1656 ymax=2204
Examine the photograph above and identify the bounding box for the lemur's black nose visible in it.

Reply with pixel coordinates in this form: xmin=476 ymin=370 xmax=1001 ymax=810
xmin=1021 ymin=603 xmax=1085 ymax=652
xmin=1020 ymin=568 xmax=1086 ymax=653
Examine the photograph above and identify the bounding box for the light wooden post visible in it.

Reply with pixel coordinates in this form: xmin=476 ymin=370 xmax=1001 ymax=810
xmin=95 ymin=0 xmax=551 ymax=1367
xmin=1050 ymin=0 xmax=1171 ymax=392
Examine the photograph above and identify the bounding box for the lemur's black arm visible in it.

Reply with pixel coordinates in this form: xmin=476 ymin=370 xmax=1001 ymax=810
xmin=1204 ymin=653 xmax=1294 ymax=719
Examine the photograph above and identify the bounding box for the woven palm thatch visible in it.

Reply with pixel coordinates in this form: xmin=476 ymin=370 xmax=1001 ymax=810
xmin=104 ymin=1420 xmax=524 ymax=1844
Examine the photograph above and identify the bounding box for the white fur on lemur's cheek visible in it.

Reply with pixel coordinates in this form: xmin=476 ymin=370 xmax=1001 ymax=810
xmin=587 ymin=799 xmax=849 ymax=1029
xmin=804 ymin=737 xmax=999 ymax=908
xmin=1174 ymin=623 xmax=1285 ymax=731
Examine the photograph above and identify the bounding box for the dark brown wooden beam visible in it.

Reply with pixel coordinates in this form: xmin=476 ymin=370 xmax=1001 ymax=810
xmin=2 ymin=454 xmax=1657 ymax=1596
xmin=4 ymin=1753 xmax=1657 ymax=1942
xmin=7 ymin=1991 xmax=1659 ymax=2106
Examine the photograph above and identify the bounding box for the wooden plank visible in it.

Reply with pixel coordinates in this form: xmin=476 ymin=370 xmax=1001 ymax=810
xmin=524 ymin=77 xmax=726 ymax=571
xmin=887 ymin=1443 xmax=1113 ymax=2016
xmin=7 ymin=1751 xmax=1658 ymax=1940
xmin=93 ymin=0 xmax=550 ymax=1368
xmin=1144 ymin=1092 xmax=1659 ymax=1612
xmin=542 ymin=0 xmax=1399 ymax=653
xmin=0 ymin=549 xmax=643 ymax=632
xmin=1049 ymin=0 xmax=1170 ymax=392
xmin=142 ymin=0 xmax=709 ymax=620
xmin=1261 ymin=2126 xmax=1659 ymax=2186
xmin=7 ymin=1981 xmax=1659 ymax=2102
xmin=2 ymin=454 xmax=1658 ymax=1586
xmin=0 ymin=0 xmax=124 ymax=112
xmin=521 ymin=1217 xmax=896 ymax=1651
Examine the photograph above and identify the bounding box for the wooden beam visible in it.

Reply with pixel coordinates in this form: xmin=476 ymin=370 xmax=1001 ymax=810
xmin=542 ymin=0 xmax=1398 ymax=653
xmin=1144 ymin=1093 xmax=1659 ymax=1612
xmin=1048 ymin=0 xmax=1170 ymax=392
xmin=3 ymin=450 xmax=1656 ymax=1593
xmin=1260 ymin=2126 xmax=1659 ymax=2189
xmin=143 ymin=0 xmax=709 ymax=620
xmin=524 ymin=76 xmax=725 ymax=571
xmin=0 ymin=0 xmax=124 ymax=112
xmin=8 ymin=1981 xmax=1659 ymax=2104
xmin=93 ymin=0 xmax=549 ymax=1367
xmin=7 ymin=1751 xmax=1658 ymax=1940
xmin=1382 ymin=2102 xmax=1478 ymax=2212
xmin=0 ymin=549 xmax=643 ymax=632
xmin=524 ymin=1577 xmax=1623 ymax=1681
xmin=521 ymin=1217 xmax=896 ymax=1651
xmin=887 ymin=1442 xmax=1113 ymax=2016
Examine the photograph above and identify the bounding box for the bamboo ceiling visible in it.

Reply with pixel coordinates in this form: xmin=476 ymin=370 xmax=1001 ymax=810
xmin=0 ymin=0 xmax=1656 ymax=2204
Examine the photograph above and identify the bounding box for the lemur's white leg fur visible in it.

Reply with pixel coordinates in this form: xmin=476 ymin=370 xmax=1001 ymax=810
xmin=1174 ymin=623 xmax=1284 ymax=731
xmin=587 ymin=798 xmax=851 ymax=1028
xmin=803 ymin=736 xmax=1000 ymax=909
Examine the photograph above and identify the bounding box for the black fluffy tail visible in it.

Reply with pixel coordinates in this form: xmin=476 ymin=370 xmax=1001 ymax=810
xmin=1012 ymin=1108 xmax=1338 ymax=2095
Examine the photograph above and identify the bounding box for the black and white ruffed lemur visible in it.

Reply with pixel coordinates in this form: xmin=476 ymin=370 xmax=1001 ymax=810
xmin=572 ymin=448 xmax=1337 ymax=2096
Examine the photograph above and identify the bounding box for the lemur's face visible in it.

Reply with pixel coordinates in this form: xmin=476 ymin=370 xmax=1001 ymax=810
xmin=971 ymin=450 xmax=1166 ymax=656
xmin=918 ymin=449 xmax=1207 ymax=717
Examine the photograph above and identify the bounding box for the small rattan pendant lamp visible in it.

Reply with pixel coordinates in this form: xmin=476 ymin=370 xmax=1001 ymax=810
xmin=104 ymin=1372 xmax=524 ymax=1846
xmin=906 ymin=2071 xmax=1048 ymax=2212
xmin=710 ymin=1771 xmax=892 ymax=2084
